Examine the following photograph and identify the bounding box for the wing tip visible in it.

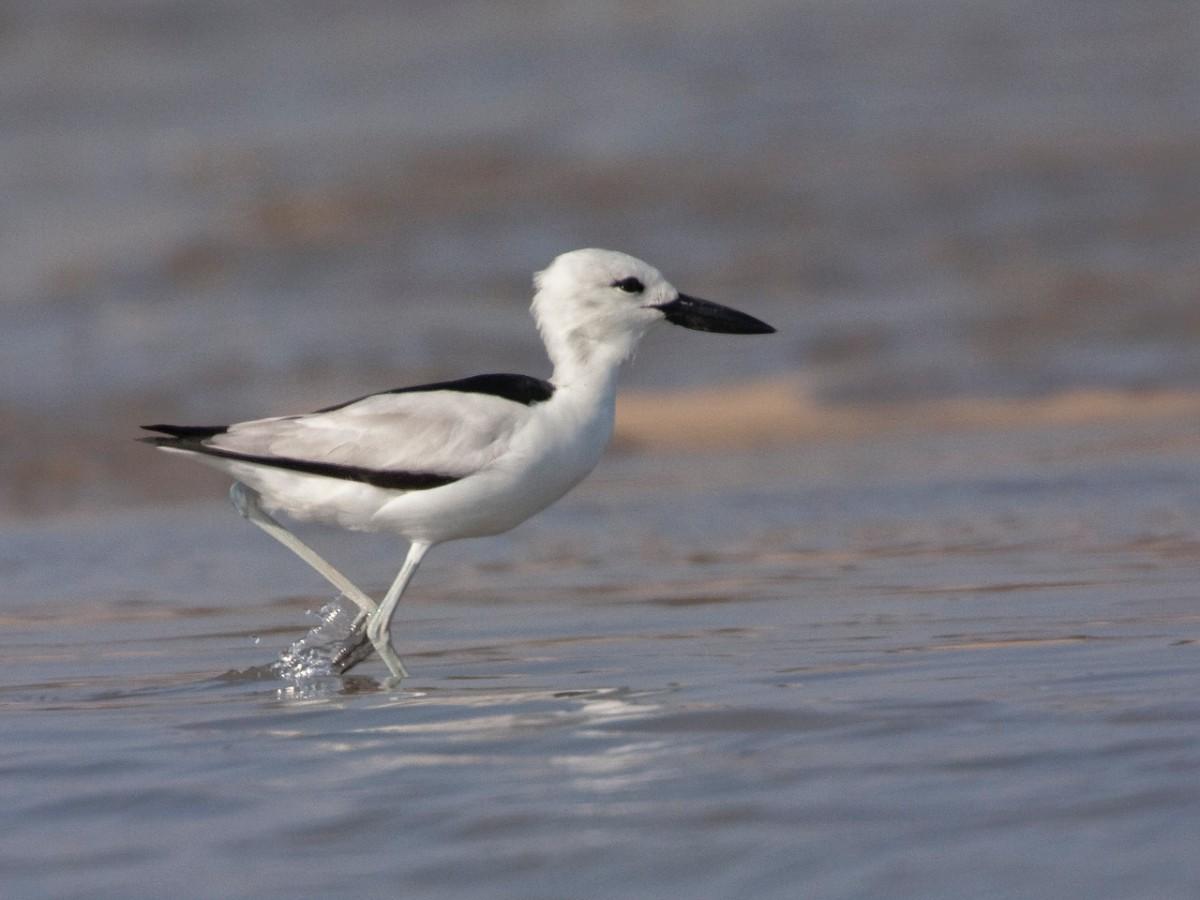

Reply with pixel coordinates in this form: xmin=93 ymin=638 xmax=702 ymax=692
xmin=138 ymin=423 xmax=228 ymax=450
xmin=140 ymin=423 xmax=228 ymax=438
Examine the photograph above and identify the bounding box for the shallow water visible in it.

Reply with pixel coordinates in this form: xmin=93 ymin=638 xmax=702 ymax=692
xmin=3 ymin=420 xmax=1199 ymax=899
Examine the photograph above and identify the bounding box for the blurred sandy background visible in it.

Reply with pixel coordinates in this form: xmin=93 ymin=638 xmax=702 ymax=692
xmin=2 ymin=0 xmax=1198 ymax=517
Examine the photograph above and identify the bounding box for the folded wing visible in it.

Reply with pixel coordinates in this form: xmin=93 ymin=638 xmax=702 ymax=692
xmin=143 ymin=387 xmax=535 ymax=490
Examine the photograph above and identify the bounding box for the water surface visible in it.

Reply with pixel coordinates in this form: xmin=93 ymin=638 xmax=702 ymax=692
xmin=3 ymin=419 xmax=1198 ymax=898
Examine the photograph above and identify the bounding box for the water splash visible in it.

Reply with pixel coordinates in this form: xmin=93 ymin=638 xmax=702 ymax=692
xmin=272 ymin=599 xmax=364 ymax=683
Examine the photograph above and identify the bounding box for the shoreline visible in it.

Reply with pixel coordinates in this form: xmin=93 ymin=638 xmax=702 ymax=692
xmin=615 ymin=380 xmax=1200 ymax=449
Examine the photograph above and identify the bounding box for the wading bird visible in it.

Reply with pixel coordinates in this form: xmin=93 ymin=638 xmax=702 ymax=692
xmin=142 ymin=249 xmax=774 ymax=678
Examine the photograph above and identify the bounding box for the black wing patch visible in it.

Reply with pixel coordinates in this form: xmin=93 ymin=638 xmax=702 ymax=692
xmin=317 ymin=373 xmax=554 ymax=413
xmin=139 ymin=433 xmax=462 ymax=491
xmin=141 ymin=423 xmax=229 ymax=440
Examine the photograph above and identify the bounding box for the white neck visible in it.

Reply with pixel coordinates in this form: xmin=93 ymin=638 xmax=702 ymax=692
xmin=542 ymin=326 xmax=634 ymax=388
xmin=532 ymin=283 xmax=644 ymax=392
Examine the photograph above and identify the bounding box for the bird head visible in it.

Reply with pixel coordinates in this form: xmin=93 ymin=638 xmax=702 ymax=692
xmin=531 ymin=248 xmax=774 ymax=376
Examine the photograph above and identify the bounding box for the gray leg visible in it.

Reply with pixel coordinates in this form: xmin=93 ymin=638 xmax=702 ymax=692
xmin=229 ymin=482 xmax=378 ymax=618
xmin=367 ymin=541 xmax=433 ymax=680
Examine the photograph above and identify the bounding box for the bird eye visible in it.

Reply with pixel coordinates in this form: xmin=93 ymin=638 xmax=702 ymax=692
xmin=612 ymin=277 xmax=645 ymax=294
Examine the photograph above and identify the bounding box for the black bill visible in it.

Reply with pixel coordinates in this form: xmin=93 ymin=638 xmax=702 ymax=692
xmin=654 ymin=294 xmax=775 ymax=334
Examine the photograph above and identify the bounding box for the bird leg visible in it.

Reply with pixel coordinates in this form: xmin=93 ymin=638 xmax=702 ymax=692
xmin=365 ymin=541 xmax=432 ymax=680
xmin=230 ymin=482 xmax=385 ymax=674
xmin=229 ymin=482 xmax=429 ymax=679
xmin=229 ymin=482 xmax=379 ymax=618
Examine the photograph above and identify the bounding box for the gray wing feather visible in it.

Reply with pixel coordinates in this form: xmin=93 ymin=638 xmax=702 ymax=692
xmin=205 ymin=390 xmax=526 ymax=477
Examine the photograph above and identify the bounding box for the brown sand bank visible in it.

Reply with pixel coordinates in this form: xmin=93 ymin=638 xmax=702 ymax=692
xmin=614 ymin=379 xmax=1200 ymax=449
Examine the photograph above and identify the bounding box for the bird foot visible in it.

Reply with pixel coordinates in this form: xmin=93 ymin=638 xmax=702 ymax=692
xmin=327 ymin=622 xmax=376 ymax=674
xmin=273 ymin=600 xmax=376 ymax=679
